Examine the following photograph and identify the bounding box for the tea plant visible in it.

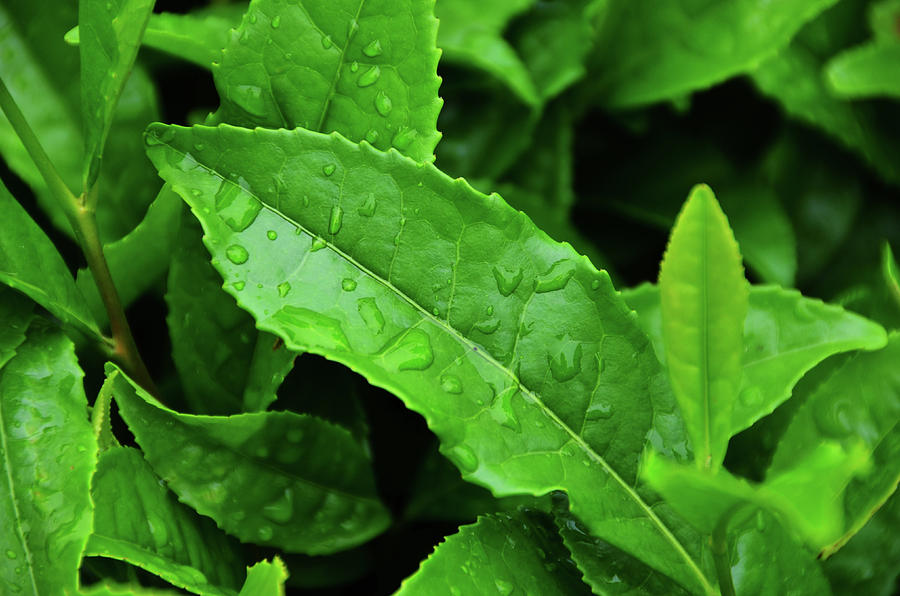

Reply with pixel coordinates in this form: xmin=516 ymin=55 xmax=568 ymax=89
xmin=0 ymin=0 xmax=898 ymax=595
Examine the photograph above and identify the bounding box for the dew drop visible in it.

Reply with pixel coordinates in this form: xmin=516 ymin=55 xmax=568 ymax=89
xmin=358 ymin=193 xmax=377 ymax=216
xmin=358 ymin=297 xmax=385 ymax=334
xmin=257 ymin=525 xmax=274 ymax=541
xmin=374 ymin=90 xmax=393 ymax=116
xmin=357 ymin=65 xmax=381 ymax=87
xmin=190 ymin=188 xmax=202 ymax=197
xmin=448 ymin=444 xmax=479 ymax=473
xmin=226 ymin=245 xmax=249 ymax=264
xmin=248 ymin=13 xmax=257 ymax=24
xmin=329 ymin=205 xmax=343 ymax=234
xmin=548 ymin=341 xmax=582 ymax=382
xmin=474 ymin=318 xmax=500 ymax=334
xmin=738 ymin=385 xmax=762 ymax=408
xmin=365 ymin=129 xmax=379 ymax=144
xmin=270 ymin=15 xmax=281 ymax=28
xmin=486 ymin=305 xmax=494 ymax=315
xmin=272 ymin=306 xmax=351 ymax=352
xmin=349 ymin=60 xmax=359 ymax=73
xmin=440 ymin=374 xmax=463 ymax=394
xmin=277 ymin=282 xmax=291 ymax=297
xmin=392 ymin=127 xmax=417 ymax=150
xmin=535 ymin=260 xmax=576 ymax=293
xmin=362 ymin=39 xmax=383 ymax=57
xmin=585 ymin=401 xmax=613 ymax=421
xmin=322 ymin=163 xmax=336 ymax=176
xmin=432 ymin=306 xmax=440 ymax=316
xmin=233 ymin=84 xmax=268 ymax=118
xmin=342 ymin=278 xmax=357 ymax=291
xmin=233 ymin=281 xmax=246 ymax=291
xmin=377 ymin=328 xmax=433 ymax=371
xmin=490 ymin=387 xmax=520 ymax=432
xmin=215 ymin=179 xmax=262 ymax=232
xmin=321 ymin=35 xmax=333 ymax=49
xmin=591 ymin=279 xmax=601 ymax=290
xmin=813 ymin=398 xmax=855 ymax=437
xmin=495 ymin=579 xmax=514 ymax=595
xmin=492 ymin=265 xmax=523 ymax=297
xmin=6 ymin=550 xmax=16 ymax=559
xmin=267 ymin=230 xmax=278 ymax=240
xmin=310 ymin=237 xmax=327 ymax=252
xmin=262 ymin=489 xmax=294 ymax=524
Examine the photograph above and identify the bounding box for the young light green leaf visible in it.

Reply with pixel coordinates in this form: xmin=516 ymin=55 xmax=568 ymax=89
xmin=238 ymin=558 xmax=288 ymax=596
xmin=882 ymin=242 xmax=900 ymax=312
xmin=623 ymin=284 xmax=886 ymax=437
xmin=146 ymin=123 xmax=717 ymax=595
xmin=92 ymin=377 xmax=120 ymax=453
xmin=825 ymin=43 xmax=900 ymax=99
xmin=211 ymin=0 xmax=442 ymax=163
xmin=79 ymin=0 xmax=155 ymax=189
xmin=87 ymin=447 xmax=243 ymax=596
xmin=0 ymin=288 xmax=33 ymax=369
xmin=587 ymin=0 xmax=837 ymax=108
xmin=109 ymin=365 xmax=390 ymax=555
xmin=658 ymin=184 xmax=748 ymax=470
xmin=76 ymin=185 xmax=183 ymax=324
xmin=0 ymin=324 xmax=96 ymax=595
xmin=396 ymin=511 xmax=590 ymax=596
xmin=436 ymin=0 xmax=539 ymax=106
xmin=770 ymin=333 xmax=900 ymax=557
xmin=0 ymin=180 xmax=101 ymax=339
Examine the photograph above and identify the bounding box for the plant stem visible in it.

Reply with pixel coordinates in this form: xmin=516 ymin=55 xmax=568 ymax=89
xmin=712 ymin=522 xmax=736 ymax=596
xmin=0 ymin=76 xmax=157 ymax=396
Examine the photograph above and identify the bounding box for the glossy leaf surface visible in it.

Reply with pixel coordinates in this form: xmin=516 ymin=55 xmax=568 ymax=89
xmin=622 ymin=283 xmax=887 ymax=436
xmin=0 ymin=324 xmax=96 ymax=595
xmin=86 ymin=446 xmax=243 ymax=596
xmin=211 ymin=0 xmax=442 ymax=163
xmin=771 ymin=333 xmax=900 ymax=556
xmin=658 ymin=184 xmax=748 ymax=469
xmin=0 ymin=180 xmax=100 ymax=338
xmin=79 ymin=0 xmax=154 ymax=189
xmin=146 ymin=123 xmax=715 ymax=594
xmin=396 ymin=511 xmax=590 ymax=596
xmin=109 ymin=366 xmax=390 ymax=555
xmin=238 ymin=558 xmax=288 ymax=596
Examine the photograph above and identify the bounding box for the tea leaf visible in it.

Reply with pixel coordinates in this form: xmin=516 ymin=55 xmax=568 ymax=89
xmin=238 ymin=558 xmax=288 ymax=596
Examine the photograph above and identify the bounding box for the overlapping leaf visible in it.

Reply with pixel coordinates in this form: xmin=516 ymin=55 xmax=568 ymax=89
xmin=238 ymin=559 xmax=288 ymax=596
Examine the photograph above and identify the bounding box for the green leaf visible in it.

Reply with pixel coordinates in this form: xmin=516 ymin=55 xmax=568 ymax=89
xmin=76 ymin=185 xmax=183 ymax=325
xmin=825 ymin=43 xmax=900 ymax=99
xmin=770 ymin=333 xmax=900 ymax=557
xmin=238 ymin=558 xmax=288 ymax=596
xmin=146 ymin=123 xmax=716 ymax=595
xmin=0 ymin=179 xmax=100 ymax=339
xmin=587 ymin=0 xmax=837 ymax=108
xmin=241 ymin=332 xmax=297 ymax=412
xmin=109 ymin=365 xmax=390 ymax=555
xmin=211 ymin=0 xmax=442 ymax=163
xmin=622 ymin=283 xmax=887 ymax=437
xmin=86 ymin=446 xmax=243 ymax=596
xmin=396 ymin=511 xmax=590 ymax=596
xmin=658 ymin=184 xmax=748 ymax=470
xmin=824 ymin=491 xmax=900 ymax=596
xmin=79 ymin=0 xmax=155 ymax=189
xmin=435 ymin=0 xmax=539 ymax=106
xmin=0 ymin=288 xmax=33 ymax=369
xmin=882 ymin=242 xmax=900 ymax=313
xmin=870 ymin=0 xmax=900 ymax=44
xmin=0 ymin=324 xmax=97 ymax=595
xmin=80 ymin=582 xmax=181 ymax=596
xmin=92 ymin=377 xmax=120 ymax=453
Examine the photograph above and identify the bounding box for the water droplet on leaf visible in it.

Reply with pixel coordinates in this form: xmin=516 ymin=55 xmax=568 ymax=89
xmin=226 ymin=245 xmax=249 ymax=264
xmin=311 ymin=237 xmax=327 ymax=252
xmin=440 ymin=374 xmax=463 ymax=394
xmin=377 ymin=328 xmax=433 ymax=371
xmin=492 ymin=265 xmax=523 ymax=296
xmin=215 ymin=180 xmax=262 ymax=232
xmin=267 ymin=230 xmax=278 ymax=240
xmin=342 ymin=278 xmax=357 ymax=291
xmin=586 ymin=401 xmax=613 ymax=420
xmin=374 ymin=91 xmax=393 ymax=116
xmin=548 ymin=340 xmax=582 ymax=382
xmin=321 ymin=35 xmax=333 ymax=49
xmin=329 ymin=205 xmax=343 ymax=234
xmin=277 ymin=282 xmax=291 ymax=297
xmin=358 ymin=193 xmax=377 ymax=216
xmin=362 ymin=39 xmax=383 ymax=57
xmin=495 ymin=579 xmax=514 ymax=595
xmin=357 ymin=65 xmax=381 ymax=87
xmin=448 ymin=444 xmax=479 ymax=473
xmin=270 ymin=15 xmax=281 ymax=28
xmin=358 ymin=298 xmax=385 ymax=334
xmin=535 ymin=260 xmax=576 ymax=293
xmin=322 ymin=163 xmax=336 ymax=176
xmin=365 ymin=129 xmax=379 ymax=144
xmin=262 ymin=489 xmax=294 ymax=524
xmin=257 ymin=525 xmax=274 ymax=541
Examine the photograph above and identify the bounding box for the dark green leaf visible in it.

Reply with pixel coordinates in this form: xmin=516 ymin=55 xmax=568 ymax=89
xmin=80 ymin=582 xmax=181 ymax=595
xmin=109 ymin=365 xmax=390 ymax=555
xmin=0 ymin=324 xmax=96 ymax=595
xmin=883 ymin=242 xmax=900 ymax=313
xmin=86 ymin=446 xmax=243 ymax=595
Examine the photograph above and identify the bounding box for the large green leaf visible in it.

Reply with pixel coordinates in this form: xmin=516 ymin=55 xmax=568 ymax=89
xmin=86 ymin=446 xmax=243 ymax=596
xmin=622 ymin=284 xmax=887 ymax=436
xmin=0 ymin=179 xmax=100 ymax=339
xmin=109 ymin=365 xmax=390 ymax=555
xmin=238 ymin=559 xmax=288 ymax=596
xmin=211 ymin=0 xmax=442 ymax=163
xmin=76 ymin=185 xmax=183 ymax=324
xmin=79 ymin=0 xmax=154 ymax=189
xmin=586 ymin=0 xmax=837 ymax=108
xmin=770 ymin=333 xmax=900 ymax=557
xmin=396 ymin=511 xmax=590 ymax=596
xmin=658 ymin=184 xmax=748 ymax=470
xmin=146 ymin=123 xmax=717 ymax=594
xmin=825 ymin=43 xmax=900 ymax=99
xmin=0 ymin=323 xmax=96 ymax=595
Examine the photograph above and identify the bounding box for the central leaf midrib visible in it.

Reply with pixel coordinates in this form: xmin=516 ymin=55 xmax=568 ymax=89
xmin=314 ymin=0 xmax=368 ymax=132
xmin=700 ymin=202 xmax=711 ymax=464
xmin=167 ymin=139 xmax=712 ymax=593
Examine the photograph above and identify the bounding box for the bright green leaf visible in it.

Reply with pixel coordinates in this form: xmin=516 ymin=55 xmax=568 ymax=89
xmin=86 ymin=446 xmax=243 ymax=596
xmin=770 ymin=333 xmax=900 ymax=557
xmin=146 ymin=123 xmax=716 ymax=595
xmin=0 ymin=324 xmax=96 ymax=595
xmin=238 ymin=558 xmax=288 ymax=596
xmin=658 ymin=184 xmax=748 ymax=470
xmin=211 ymin=0 xmax=442 ymax=163
xmin=825 ymin=43 xmax=900 ymax=99
xmin=882 ymin=242 xmax=900 ymax=313
xmin=0 ymin=179 xmax=100 ymax=339
xmin=0 ymin=288 xmax=33 ymax=369
xmin=623 ymin=283 xmax=887 ymax=437
xmin=396 ymin=511 xmax=590 ymax=596
xmin=79 ymin=0 xmax=154 ymax=189
xmin=109 ymin=365 xmax=390 ymax=555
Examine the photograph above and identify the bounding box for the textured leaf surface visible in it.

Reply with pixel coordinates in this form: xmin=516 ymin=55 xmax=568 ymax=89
xmin=825 ymin=43 xmax=900 ymax=99
xmin=0 ymin=288 xmax=33 ymax=370
xmin=109 ymin=365 xmax=390 ymax=555
xmin=238 ymin=558 xmax=288 ymax=596
xmin=658 ymin=184 xmax=748 ymax=469
xmin=134 ymin=7 xmax=245 ymax=68
xmin=0 ymin=324 xmax=96 ymax=595
xmin=211 ymin=0 xmax=442 ymax=163
xmin=588 ymin=0 xmax=836 ymax=107
xmin=146 ymin=123 xmax=716 ymax=594
xmin=86 ymin=446 xmax=243 ymax=596
xmin=771 ymin=333 xmax=900 ymax=556
xmin=0 ymin=180 xmax=100 ymax=338
xmin=623 ymin=283 xmax=887 ymax=436
xmin=79 ymin=0 xmax=154 ymax=188
xmin=77 ymin=185 xmax=183 ymax=324
xmin=396 ymin=511 xmax=590 ymax=596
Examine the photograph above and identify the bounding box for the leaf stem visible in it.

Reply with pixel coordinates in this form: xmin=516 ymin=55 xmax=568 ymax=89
xmin=0 ymin=76 xmax=157 ymax=396
xmin=712 ymin=521 xmax=736 ymax=596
